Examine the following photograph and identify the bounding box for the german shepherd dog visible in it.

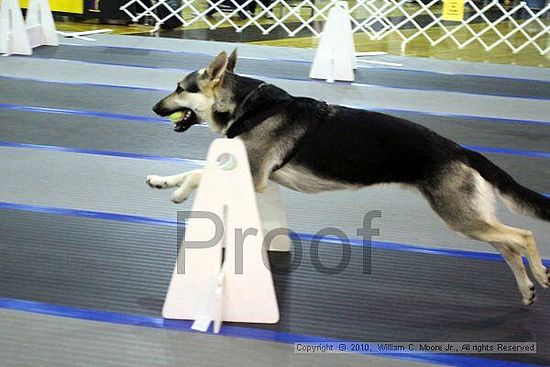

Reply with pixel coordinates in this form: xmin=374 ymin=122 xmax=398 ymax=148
xmin=149 ymin=50 xmax=550 ymax=305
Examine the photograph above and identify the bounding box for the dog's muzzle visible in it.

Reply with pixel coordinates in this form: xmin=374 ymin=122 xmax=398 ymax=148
xmin=153 ymin=104 xmax=200 ymax=133
xmin=171 ymin=108 xmax=199 ymax=133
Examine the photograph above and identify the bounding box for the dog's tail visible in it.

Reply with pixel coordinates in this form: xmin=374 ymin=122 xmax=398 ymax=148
xmin=465 ymin=150 xmax=550 ymax=222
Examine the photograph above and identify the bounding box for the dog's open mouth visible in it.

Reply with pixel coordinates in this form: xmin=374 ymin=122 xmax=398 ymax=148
xmin=172 ymin=108 xmax=199 ymax=133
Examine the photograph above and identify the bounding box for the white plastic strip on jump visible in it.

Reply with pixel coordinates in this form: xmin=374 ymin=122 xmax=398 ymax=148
xmin=0 ymin=0 xmax=58 ymax=56
xmin=56 ymin=29 xmax=113 ymax=42
xmin=163 ymin=138 xmax=285 ymax=333
xmin=121 ymin=0 xmax=550 ymax=55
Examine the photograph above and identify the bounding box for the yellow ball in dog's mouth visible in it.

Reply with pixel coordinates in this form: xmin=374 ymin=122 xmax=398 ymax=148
xmin=169 ymin=111 xmax=183 ymax=123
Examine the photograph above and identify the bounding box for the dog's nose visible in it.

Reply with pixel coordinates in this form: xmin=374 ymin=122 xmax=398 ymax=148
xmin=152 ymin=104 xmax=160 ymax=115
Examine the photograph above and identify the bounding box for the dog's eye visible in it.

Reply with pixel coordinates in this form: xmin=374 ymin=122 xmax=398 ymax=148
xmin=175 ymin=85 xmax=184 ymax=94
xmin=186 ymin=83 xmax=199 ymax=93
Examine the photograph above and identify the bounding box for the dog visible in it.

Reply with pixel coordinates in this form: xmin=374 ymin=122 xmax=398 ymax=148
xmin=149 ymin=50 xmax=550 ymax=305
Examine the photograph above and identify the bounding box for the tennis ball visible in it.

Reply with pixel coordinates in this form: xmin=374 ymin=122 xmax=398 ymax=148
xmin=169 ymin=111 xmax=183 ymax=123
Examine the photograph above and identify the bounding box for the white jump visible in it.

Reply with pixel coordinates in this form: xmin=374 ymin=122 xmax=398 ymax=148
xmin=0 ymin=0 xmax=58 ymax=56
xmin=163 ymin=138 xmax=290 ymax=333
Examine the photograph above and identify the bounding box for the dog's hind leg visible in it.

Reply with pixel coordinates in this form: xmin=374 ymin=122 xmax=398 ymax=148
xmin=420 ymin=162 xmax=547 ymax=305
xmin=469 ymin=225 xmax=537 ymax=305
xmin=472 ymin=224 xmax=548 ymax=291
xmin=522 ymin=230 xmax=549 ymax=289
xmin=491 ymin=242 xmax=536 ymax=304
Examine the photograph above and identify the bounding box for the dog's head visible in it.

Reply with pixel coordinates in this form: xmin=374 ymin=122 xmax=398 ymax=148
xmin=152 ymin=50 xmax=239 ymax=133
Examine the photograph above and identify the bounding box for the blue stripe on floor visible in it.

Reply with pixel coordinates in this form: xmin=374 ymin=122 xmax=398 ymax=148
xmin=462 ymin=145 xmax=550 ymax=159
xmin=0 ymin=202 xmax=181 ymax=227
xmin=0 ymin=103 xmax=167 ymax=124
xmin=0 ymin=75 xmax=168 ymax=93
xmin=0 ymin=141 xmax=206 ymax=165
xmin=1 ymin=140 xmax=549 ymax=170
xmin=1 ymin=201 xmax=548 ymax=266
xmin=0 ymin=297 xmax=542 ymax=367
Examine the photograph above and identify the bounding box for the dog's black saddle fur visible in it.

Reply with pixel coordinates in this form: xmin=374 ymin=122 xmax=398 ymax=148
xmin=226 ymin=84 xmax=328 ymax=139
xmin=226 ymin=84 xmax=330 ymax=171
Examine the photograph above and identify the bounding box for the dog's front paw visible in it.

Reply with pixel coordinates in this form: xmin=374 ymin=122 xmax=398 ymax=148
xmin=146 ymin=175 xmax=169 ymax=189
xmin=171 ymin=191 xmax=189 ymax=204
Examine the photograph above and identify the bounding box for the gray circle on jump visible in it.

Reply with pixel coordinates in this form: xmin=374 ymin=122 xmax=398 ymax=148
xmin=217 ymin=153 xmax=237 ymax=171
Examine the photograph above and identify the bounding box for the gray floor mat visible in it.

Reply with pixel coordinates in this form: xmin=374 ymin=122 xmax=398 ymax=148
xmin=1 ymin=209 xmax=549 ymax=366
xmin=0 ymin=309 xmax=444 ymax=367
xmin=0 ymin=147 xmax=548 ymax=257
xmin=58 ymin=34 xmax=550 ymax=82
xmin=29 ymin=45 xmax=550 ymax=99
xmin=2 ymin=57 xmax=549 ymax=123
xmin=1 ymin=98 xmax=549 ymax=152
xmin=1 ymin=37 xmax=550 ymax=367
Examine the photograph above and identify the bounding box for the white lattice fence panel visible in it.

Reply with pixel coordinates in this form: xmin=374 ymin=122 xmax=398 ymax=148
xmin=402 ymin=0 xmax=550 ymax=54
xmin=348 ymin=0 xmax=440 ymax=41
xmin=120 ymin=0 xmax=550 ymax=54
xmin=121 ymin=0 xmax=339 ymax=35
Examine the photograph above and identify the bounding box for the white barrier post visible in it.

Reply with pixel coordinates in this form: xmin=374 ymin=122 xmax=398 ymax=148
xmin=0 ymin=0 xmax=32 ymax=55
xmin=25 ymin=0 xmax=58 ymax=48
xmin=0 ymin=0 xmax=57 ymax=56
xmin=309 ymin=1 xmax=356 ymax=82
xmin=163 ymin=138 xmax=282 ymax=333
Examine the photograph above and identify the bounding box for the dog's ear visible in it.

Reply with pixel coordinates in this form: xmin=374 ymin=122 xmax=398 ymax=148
xmin=227 ymin=48 xmax=237 ymax=72
xmin=206 ymin=51 xmax=229 ymax=83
